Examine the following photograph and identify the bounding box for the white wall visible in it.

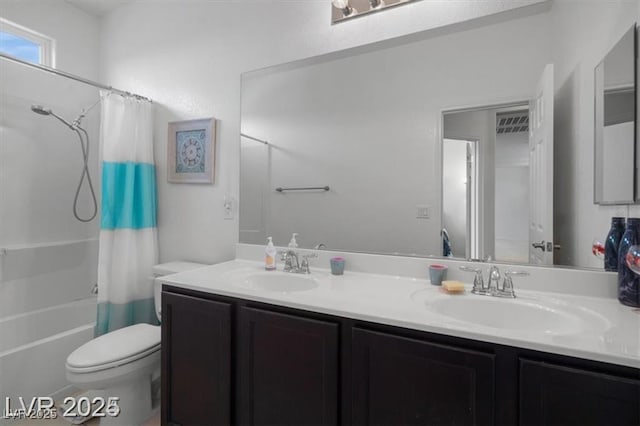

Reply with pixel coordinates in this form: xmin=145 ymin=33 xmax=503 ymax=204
xmin=241 ymin=13 xmax=550 ymax=256
xmin=0 ymin=0 xmax=101 ymax=313
xmin=239 ymin=138 xmax=268 ymax=244
xmin=0 ymin=0 xmax=100 ymax=78
xmin=0 ymin=0 xmax=100 ymax=400
xmin=99 ymin=0 xmax=547 ymax=264
xmin=551 ymin=0 xmax=640 ymax=268
xmin=0 ymin=62 xmax=100 ymax=247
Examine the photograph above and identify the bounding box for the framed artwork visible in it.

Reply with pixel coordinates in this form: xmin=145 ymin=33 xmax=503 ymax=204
xmin=167 ymin=117 xmax=216 ymax=184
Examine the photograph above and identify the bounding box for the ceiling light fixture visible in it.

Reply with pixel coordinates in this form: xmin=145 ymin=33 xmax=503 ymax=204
xmin=332 ymin=0 xmax=357 ymax=17
xmin=331 ymin=0 xmax=416 ymax=24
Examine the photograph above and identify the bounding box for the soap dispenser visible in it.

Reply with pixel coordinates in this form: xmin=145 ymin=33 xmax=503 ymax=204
xmin=265 ymin=237 xmax=277 ymax=271
xmin=288 ymin=233 xmax=299 ymax=249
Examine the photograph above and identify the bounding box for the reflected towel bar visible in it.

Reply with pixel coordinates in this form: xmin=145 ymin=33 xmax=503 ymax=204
xmin=276 ymin=186 xmax=330 ymax=192
xmin=241 ymin=133 xmax=269 ymax=145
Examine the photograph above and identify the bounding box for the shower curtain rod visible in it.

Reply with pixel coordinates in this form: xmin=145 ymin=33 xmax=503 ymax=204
xmin=0 ymin=52 xmax=152 ymax=102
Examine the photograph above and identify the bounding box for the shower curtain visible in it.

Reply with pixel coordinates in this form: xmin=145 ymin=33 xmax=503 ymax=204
xmin=95 ymin=91 xmax=158 ymax=336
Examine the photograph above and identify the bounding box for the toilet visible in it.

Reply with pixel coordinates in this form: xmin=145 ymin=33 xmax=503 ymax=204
xmin=66 ymin=261 xmax=206 ymax=426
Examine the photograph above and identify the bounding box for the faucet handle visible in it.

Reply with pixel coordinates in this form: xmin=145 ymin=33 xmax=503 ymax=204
xmin=300 ymin=253 xmax=317 ymax=274
xmin=278 ymin=250 xmax=287 ymax=261
xmin=505 ymin=270 xmax=529 ymax=277
xmin=460 ymin=266 xmax=487 ymax=295
xmin=496 ymin=270 xmax=529 ymax=298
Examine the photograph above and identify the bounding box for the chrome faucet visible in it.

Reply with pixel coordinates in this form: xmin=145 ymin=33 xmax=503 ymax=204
xmin=280 ymin=250 xmax=317 ymax=274
xmin=280 ymin=250 xmax=300 ymax=273
xmin=460 ymin=265 xmax=528 ymax=298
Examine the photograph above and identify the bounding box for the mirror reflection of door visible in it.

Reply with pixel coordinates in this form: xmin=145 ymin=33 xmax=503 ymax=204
xmin=495 ymin=110 xmax=530 ymax=263
xmin=442 ymin=138 xmax=478 ymax=259
xmin=442 ymin=102 xmax=533 ymax=263
xmin=528 ymin=64 xmax=555 ymax=266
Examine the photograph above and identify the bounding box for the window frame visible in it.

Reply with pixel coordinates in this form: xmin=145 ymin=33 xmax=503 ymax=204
xmin=0 ymin=17 xmax=55 ymax=67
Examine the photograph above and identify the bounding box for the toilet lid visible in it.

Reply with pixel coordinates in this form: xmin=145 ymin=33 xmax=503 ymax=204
xmin=67 ymin=323 xmax=160 ymax=373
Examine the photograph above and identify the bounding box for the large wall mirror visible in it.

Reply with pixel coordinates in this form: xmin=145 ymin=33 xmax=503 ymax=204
xmin=594 ymin=25 xmax=638 ymax=205
xmin=240 ymin=1 xmax=639 ymax=271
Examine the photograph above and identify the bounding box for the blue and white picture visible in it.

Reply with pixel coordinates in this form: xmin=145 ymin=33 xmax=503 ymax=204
xmin=176 ymin=129 xmax=206 ymax=173
xmin=168 ymin=118 xmax=216 ymax=184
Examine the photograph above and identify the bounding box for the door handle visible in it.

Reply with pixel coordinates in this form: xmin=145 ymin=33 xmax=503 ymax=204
xmin=532 ymin=241 xmax=546 ymax=251
xmin=532 ymin=241 xmax=560 ymax=252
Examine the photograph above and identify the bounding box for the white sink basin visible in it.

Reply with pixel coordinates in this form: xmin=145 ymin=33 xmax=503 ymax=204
xmin=236 ymin=272 xmax=319 ymax=293
xmin=411 ymin=291 xmax=592 ymax=335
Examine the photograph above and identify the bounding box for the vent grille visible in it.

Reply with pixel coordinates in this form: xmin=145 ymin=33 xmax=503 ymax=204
xmin=496 ymin=111 xmax=529 ymax=134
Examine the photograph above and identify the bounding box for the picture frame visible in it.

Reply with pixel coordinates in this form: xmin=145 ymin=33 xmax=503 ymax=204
xmin=167 ymin=117 xmax=216 ymax=184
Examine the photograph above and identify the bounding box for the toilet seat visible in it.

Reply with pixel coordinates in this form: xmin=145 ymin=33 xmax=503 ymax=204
xmin=67 ymin=323 xmax=160 ymax=374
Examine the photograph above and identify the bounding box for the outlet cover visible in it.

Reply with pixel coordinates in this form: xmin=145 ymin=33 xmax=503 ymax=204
xmin=224 ymin=197 xmax=235 ymax=220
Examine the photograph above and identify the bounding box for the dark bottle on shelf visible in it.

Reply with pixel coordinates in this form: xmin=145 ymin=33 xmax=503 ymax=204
xmin=617 ymin=217 xmax=640 ymax=307
xmin=604 ymin=217 xmax=626 ymax=271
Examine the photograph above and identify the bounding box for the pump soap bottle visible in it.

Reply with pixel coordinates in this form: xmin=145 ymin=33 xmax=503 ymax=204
xmin=265 ymin=237 xmax=277 ymax=271
xmin=288 ymin=233 xmax=299 ymax=249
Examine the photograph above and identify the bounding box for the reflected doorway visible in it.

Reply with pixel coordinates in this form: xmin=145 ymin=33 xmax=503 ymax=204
xmin=442 ymin=103 xmax=531 ymax=263
xmin=442 ymin=138 xmax=478 ymax=259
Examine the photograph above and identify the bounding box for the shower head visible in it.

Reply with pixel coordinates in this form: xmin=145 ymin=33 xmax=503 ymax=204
xmin=31 ymin=104 xmax=76 ymax=130
xmin=31 ymin=105 xmax=52 ymax=115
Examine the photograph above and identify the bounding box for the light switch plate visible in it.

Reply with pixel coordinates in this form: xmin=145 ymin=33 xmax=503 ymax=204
xmin=416 ymin=205 xmax=430 ymax=219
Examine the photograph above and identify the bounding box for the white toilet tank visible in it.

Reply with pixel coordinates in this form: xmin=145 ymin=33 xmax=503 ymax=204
xmin=152 ymin=261 xmax=207 ymax=322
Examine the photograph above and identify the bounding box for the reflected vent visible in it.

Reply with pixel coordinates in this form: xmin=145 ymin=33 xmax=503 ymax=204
xmin=496 ymin=111 xmax=529 ymax=134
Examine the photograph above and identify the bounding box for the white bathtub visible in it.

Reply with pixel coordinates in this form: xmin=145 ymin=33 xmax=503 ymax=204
xmin=0 ymin=297 xmax=96 ymax=408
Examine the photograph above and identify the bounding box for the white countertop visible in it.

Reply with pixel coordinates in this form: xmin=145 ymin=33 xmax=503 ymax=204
xmin=160 ymin=259 xmax=640 ymax=369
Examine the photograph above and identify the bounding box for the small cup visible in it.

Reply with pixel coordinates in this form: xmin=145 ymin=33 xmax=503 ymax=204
xmin=330 ymin=257 xmax=345 ymax=275
xmin=429 ymin=264 xmax=448 ymax=285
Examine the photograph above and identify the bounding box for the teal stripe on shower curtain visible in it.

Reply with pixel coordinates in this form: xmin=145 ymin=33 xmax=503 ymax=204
xmin=95 ymin=299 xmax=159 ymax=336
xmin=101 ymin=161 xmax=157 ymax=230
xmin=97 ymin=160 xmax=158 ymax=337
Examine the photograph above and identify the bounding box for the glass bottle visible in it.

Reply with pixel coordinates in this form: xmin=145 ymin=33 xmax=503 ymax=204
xmin=604 ymin=217 xmax=626 ymax=271
xmin=618 ymin=218 xmax=640 ymax=307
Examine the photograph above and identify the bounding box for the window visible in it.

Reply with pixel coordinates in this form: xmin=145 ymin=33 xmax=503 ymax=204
xmin=0 ymin=18 xmax=54 ymax=66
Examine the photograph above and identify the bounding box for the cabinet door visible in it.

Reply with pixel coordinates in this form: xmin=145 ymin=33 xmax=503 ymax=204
xmin=162 ymin=291 xmax=232 ymax=426
xmin=238 ymin=306 xmax=339 ymax=426
xmin=351 ymin=327 xmax=495 ymax=426
xmin=520 ymin=358 xmax=640 ymax=426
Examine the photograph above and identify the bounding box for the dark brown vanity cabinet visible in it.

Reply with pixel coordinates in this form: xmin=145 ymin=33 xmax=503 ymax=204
xmin=351 ymin=328 xmax=494 ymax=425
xmin=520 ymin=358 xmax=640 ymax=426
xmin=237 ymin=306 xmax=339 ymax=426
xmin=161 ymin=291 xmax=232 ymax=426
xmin=161 ymin=286 xmax=640 ymax=426
xmin=351 ymin=328 xmax=495 ymax=425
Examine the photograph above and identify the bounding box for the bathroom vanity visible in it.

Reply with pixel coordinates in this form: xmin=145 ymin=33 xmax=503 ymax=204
xmin=159 ymin=257 xmax=640 ymax=426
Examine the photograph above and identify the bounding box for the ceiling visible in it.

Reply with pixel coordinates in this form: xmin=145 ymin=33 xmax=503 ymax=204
xmin=64 ymin=0 xmax=136 ymax=16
